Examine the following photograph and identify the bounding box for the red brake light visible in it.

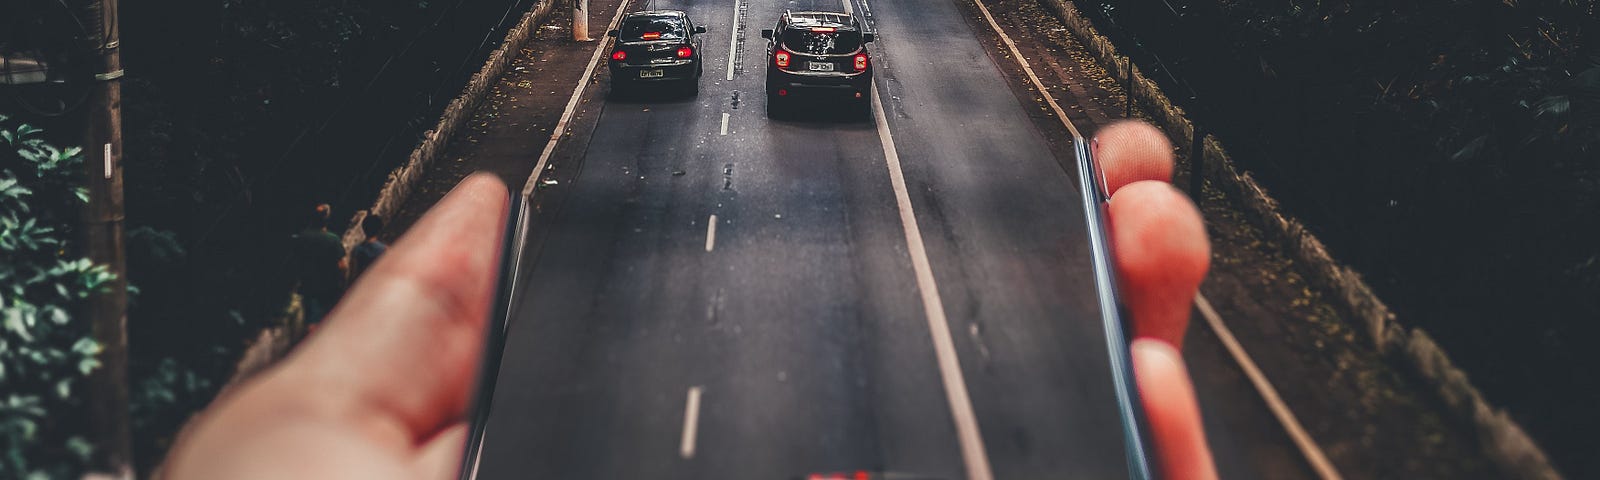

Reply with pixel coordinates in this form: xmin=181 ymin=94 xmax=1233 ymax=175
xmin=676 ymin=46 xmax=693 ymax=58
xmin=642 ymin=32 xmax=661 ymax=40
xmin=610 ymin=50 xmax=627 ymax=61
xmin=775 ymin=51 xmax=790 ymax=68
xmin=853 ymin=53 xmax=868 ymax=71
xmin=811 ymin=27 xmax=837 ymax=32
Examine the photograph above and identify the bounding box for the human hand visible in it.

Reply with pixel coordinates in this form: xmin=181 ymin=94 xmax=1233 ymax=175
xmin=164 ymin=124 xmax=1215 ymax=480
xmin=1095 ymin=121 xmax=1218 ymax=480
xmin=163 ymin=174 xmax=510 ymax=480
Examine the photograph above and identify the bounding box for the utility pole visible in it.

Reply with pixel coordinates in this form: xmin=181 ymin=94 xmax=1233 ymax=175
xmin=573 ymin=0 xmax=590 ymax=41
xmin=80 ymin=0 xmax=133 ymax=476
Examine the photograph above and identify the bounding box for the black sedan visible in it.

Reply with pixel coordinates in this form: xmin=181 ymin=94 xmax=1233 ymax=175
xmin=607 ymin=10 xmax=706 ymax=96
xmin=762 ymin=11 xmax=876 ymax=117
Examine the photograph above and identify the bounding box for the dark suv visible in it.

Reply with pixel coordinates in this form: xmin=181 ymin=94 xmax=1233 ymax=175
xmin=607 ymin=10 xmax=706 ymax=95
xmin=761 ymin=11 xmax=876 ymax=117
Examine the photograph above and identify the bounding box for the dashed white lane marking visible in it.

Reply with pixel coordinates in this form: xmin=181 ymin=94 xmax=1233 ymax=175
xmin=870 ymin=83 xmax=995 ymax=480
xmin=720 ymin=113 xmax=730 ymax=135
xmin=679 ymin=386 xmax=705 ymax=459
xmin=969 ymin=0 xmax=1344 ymax=476
xmin=1196 ymin=295 xmax=1344 ymax=480
xmin=725 ymin=0 xmax=741 ymax=81
xmin=841 ymin=0 xmax=853 ymax=15
xmin=521 ymin=0 xmax=635 ymax=197
xmin=705 ymin=215 xmax=718 ymax=252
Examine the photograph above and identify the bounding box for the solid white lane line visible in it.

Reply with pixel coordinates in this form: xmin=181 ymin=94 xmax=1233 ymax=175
xmin=870 ymin=84 xmax=994 ymax=480
xmin=705 ymin=215 xmax=718 ymax=252
xmin=720 ymin=113 xmax=730 ymax=135
xmin=679 ymin=386 xmax=705 ymax=459
xmin=1196 ymin=295 xmax=1344 ymax=480
xmin=841 ymin=0 xmax=853 ymax=15
xmin=725 ymin=0 xmax=741 ymax=81
xmin=521 ymin=0 xmax=635 ymax=197
xmin=971 ymin=0 xmax=1343 ymax=476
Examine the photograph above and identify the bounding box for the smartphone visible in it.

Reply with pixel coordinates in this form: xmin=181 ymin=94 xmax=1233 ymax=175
xmin=458 ymin=191 xmax=530 ymax=480
xmin=451 ymin=151 xmax=1154 ymax=479
xmin=1074 ymin=137 xmax=1160 ymax=480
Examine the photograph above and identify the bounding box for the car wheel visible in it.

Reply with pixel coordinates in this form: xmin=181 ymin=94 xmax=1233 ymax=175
xmin=611 ymin=79 xmax=629 ymax=98
xmin=858 ymin=90 xmax=873 ymax=120
xmin=685 ymin=80 xmax=700 ymax=98
xmin=766 ymin=92 xmax=786 ymax=119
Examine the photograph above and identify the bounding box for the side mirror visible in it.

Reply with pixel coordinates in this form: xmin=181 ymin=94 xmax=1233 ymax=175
xmin=607 ymin=29 xmax=619 ymax=37
xmin=863 ymin=33 xmax=876 ymax=43
xmin=761 ymin=29 xmax=774 ymax=39
xmin=694 ymin=26 xmax=707 ymax=34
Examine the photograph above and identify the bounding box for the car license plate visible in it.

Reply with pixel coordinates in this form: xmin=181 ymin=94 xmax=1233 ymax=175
xmin=807 ymin=61 xmax=834 ymax=72
xmin=639 ymin=69 xmax=665 ymax=78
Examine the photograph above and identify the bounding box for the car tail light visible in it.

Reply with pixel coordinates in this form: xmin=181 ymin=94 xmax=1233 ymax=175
xmin=676 ymin=46 xmax=693 ymax=58
xmin=854 ymin=53 xmax=868 ymax=71
xmin=642 ymin=32 xmax=661 ymax=40
xmin=811 ymin=27 xmax=836 ymax=32
xmin=775 ymin=51 xmax=790 ymax=68
xmin=610 ymin=50 xmax=627 ymax=61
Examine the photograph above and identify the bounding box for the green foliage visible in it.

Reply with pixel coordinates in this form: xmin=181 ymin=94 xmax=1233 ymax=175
xmin=0 ymin=116 xmax=112 ymax=478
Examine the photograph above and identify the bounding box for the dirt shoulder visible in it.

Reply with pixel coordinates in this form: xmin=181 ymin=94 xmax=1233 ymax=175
xmin=954 ymin=0 xmax=1494 ymax=477
xmin=383 ymin=2 xmax=622 ymax=237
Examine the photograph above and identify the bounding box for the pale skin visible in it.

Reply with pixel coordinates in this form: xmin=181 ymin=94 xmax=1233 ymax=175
xmin=164 ymin=123 xmax=1216 ymax=479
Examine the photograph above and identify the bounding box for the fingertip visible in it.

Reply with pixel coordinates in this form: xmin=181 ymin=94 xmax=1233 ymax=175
xmin=1093 ymin=121 xmax=1176 ymax=196
xmin=1109 ymin=181 xmax=1210 ymax=348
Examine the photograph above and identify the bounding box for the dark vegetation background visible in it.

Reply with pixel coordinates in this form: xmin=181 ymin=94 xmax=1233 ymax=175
xmin=1075 ymin=0 xmax=1599 ymax=476
xmin=5 ymin=0 xmax=537 ymax=474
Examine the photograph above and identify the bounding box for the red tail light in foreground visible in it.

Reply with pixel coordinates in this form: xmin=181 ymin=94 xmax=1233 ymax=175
xmin=610 ymin=50 xmax=627 ymax=61
xmin=854 ymin=53 xmax=868 ymax=71
xmin=676 ymin=46 xmax=694 ymax=58
xmin=775 ymin=51 xmax=791 ymax=68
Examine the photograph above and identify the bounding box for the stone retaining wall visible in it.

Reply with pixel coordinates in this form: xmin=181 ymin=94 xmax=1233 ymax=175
xmin=340 ymin=0 xmax=558 ymax=251
xmin=1034 ymin=0 xmax=1561 ymax=478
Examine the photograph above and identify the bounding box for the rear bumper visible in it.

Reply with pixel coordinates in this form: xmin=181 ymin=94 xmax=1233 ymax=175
xmin=610 ymin=60 xmax=700 ymax=82
xmin=767 ymin=69 xmax=872 ymax=96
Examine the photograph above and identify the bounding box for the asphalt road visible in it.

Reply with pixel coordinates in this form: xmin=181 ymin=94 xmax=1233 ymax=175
xmin=475 ymin=0 xmax=1304 ymax=478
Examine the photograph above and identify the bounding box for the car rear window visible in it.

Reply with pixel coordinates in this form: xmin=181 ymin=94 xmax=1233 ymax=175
xmin=781 ymin=28 xmax=862 ymax=55
xmin=620 ymin=15 xmax=686 ymax=41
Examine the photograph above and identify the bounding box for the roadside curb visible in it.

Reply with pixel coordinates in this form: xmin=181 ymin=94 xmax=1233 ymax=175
xmin=339 ymin=0 xmax=560 ymax=252
xmin=1034 ymin=0 xmax=1560 ymax=478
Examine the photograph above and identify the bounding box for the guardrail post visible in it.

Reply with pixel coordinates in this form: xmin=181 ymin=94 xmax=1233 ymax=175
xmin=1190 ymin=124 xmax=1205 ymax=202
xmin=1124 ymin=56 xmax=1133 ymax=118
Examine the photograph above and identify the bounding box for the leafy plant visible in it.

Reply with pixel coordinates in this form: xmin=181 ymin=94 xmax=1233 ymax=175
xmin=0 ymin=114 xmax=115 ymax=479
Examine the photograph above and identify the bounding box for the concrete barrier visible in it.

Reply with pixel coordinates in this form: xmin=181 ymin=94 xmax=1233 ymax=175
xmin=340 ymin=0 xmax=558 ymax=252
xmin=1034 ymin=0 xmax=1561 ymax=478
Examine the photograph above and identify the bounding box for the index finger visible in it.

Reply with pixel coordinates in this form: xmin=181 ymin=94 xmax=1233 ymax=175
xmin=290 ymin=173 xmax=510 ymax=440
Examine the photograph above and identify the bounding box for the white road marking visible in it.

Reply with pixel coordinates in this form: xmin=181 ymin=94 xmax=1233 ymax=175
xmin=970 ymin=0 xmax=1344 ymax=477
xmin=725 ymin=0 xmax=741 ymax=81
xmin=521 ymin=0 xmax=636 ymax=197
xmin=841 ymin=0 xmax=853 ymax=15
xmin=720 ymin=112 xmax=730 ymax=135
xmin=679 ymin=386 xmax=705 ymax=459
xmin=969 ymin=0 xmax=1079 ymax=138
xmin=1197 ymin=295 xmax=1344 ymax=480
xmin=705 ymin=215 xmax=718 ymax=252
xmin=870 ymin=83 xmax=995 ymax=480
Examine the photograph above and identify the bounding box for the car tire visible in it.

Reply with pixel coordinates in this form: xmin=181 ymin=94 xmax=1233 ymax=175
xmin=766 ymin=92 xmax=786 ymax=119
xmin=858 ymin=90 xmax=873 ymax=120
xmin=685 ymin=80 xmax=700 ymax=98
xmin=611 ymin=79 xmax=629 ymax=98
